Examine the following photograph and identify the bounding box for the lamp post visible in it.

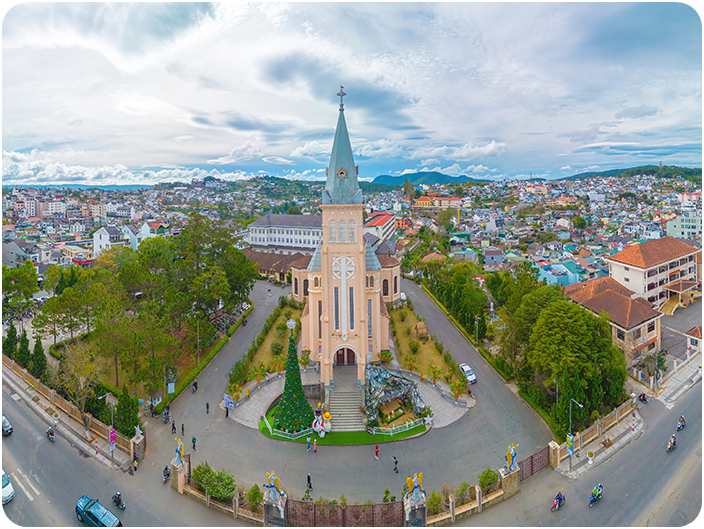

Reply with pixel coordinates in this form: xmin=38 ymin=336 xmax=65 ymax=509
xmin=476 ymin=316 xmax=479 ymax=346
xmin=98 ymin=392 xmax=114 ymax=460
xmin=554 ymin=378 xmax=559 ymax=406
xmin=569 ymin=398 xmax=583 ymax=471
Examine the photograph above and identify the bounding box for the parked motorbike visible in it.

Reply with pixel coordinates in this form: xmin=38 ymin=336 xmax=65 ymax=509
xmin=46 ymin=428 xmax=55 ymax=443
xmin=163 ymin=410 xmax=170 ymax=424
xmin=112 ymin=493 xmax=126 ymax=510
xmin=551 ymin=494 xmax=565 ymax=512
xmin=162 ymin=466 xmax=170 ymax=484
xmin=638 ymin=393 xmax=648 ymax=404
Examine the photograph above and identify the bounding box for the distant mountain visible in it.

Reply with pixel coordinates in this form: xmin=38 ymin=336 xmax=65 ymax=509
xmin=359 ymin=181 xmax=398 ymax=193
xmin=372 ymin=172 xmax=491 ymax=186
xmin=2 ymin=183 xmax=153 ymax=191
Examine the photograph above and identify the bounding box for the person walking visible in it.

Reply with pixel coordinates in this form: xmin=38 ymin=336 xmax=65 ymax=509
xmin=307 ymin=436 xmax=311 ymax=451
xmin=307 ymin=473 xmax=312 ymax=490
xmin=375 ymin=444 xmax=379 ymax=460
xmin=192 ymin=436 xmax=197 ymax=451
xmin=171 ymin=420 xmax=176 ymax=435
xmin=393 ymin=456 xmax=398 ymax=473
xmin=313 ymin=439 xmax=317 ymax=453
xmin=206 ymin=402 xmax=210 ymax=414
xmin=181 ymin=423 xmax=185 ymax=436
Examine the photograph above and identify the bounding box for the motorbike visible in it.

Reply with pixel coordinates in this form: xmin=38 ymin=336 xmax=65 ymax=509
xmin=163 ymin=410 xmax=170 ymax=424
xmin=112 ymin=494 xmax=126 ymax=510
xmin=46 ymin=429 xmax=55 ymax=443
xmin=588 ymin=491 xmax=601 ymax=508
xmin=638 ymin=393 xmax=648 ymax=404
xmin=551 ymin=495 xmax=566 ymax=512
xmin=163 ymin=467 xmax=171 ymax=484
xmin=677 ymin=421 xmax=685 ymax=432
xmin=667 ymin=440 xmax=676 ymax=453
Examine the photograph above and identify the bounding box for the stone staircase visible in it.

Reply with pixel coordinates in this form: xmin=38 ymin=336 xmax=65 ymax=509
xmin=328 ymin=390 xmax=365 ymax=432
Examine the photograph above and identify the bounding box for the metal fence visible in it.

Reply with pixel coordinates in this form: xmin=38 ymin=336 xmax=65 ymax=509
xmin=271 ymin=427 xmax=313 ymax=440
xmin=286 ymin=499 xmax=404 ymax=527
xmin=517 ymin=446 xmax=550 ymax=482
xmin=395 ymin=368 xmax=468 ymax=407
xmin=367 ymin=417 xmax=424 ymax=436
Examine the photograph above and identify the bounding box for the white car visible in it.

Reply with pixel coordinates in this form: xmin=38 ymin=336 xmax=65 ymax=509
xmin=2 ymin=469 xmax=15 ymax=504
xmin=459 ymin=363 xmax=477 ymax=384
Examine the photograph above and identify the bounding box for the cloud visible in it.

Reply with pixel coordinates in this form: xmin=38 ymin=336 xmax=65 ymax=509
xmin=560 ymin=165 xmax=572 ymax=170
xmin=263 ymin=156 xmax=294 ymax=165
xmin=465 ymin=164 xmax=492 ymax=173
xmin=175 ymin=135 xmax=194 ymax=142
xmin=207 ymin=141 xmax=264 ymax=164
xmin=557 ymin=126 xmax=602 ymax=143
xmin=409 ymin=141 xmax=506 ymax=161
xmin=419 ymin=159 xmax=440 ymax=166
xmin=428 ymin=163 xmax=463 ymax=176
xmin=355 ymin=139 xmax=402 ymax=158
xmin=290 ymin=141 xmax=330 ymax=158
xmin=614 ymin=104 xmax=661 ymax=119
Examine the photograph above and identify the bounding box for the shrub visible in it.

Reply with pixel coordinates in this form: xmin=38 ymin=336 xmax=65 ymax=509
xmin=455 ymin=481 xmax=472 ymax=499
xmin=339 ymin=494 xmax=348 ymax=508
xmin=378 ymin=350 xmax=393 ymax=363
xmin=270 ymin=354 xmax=286 ymax=372
xmin=299 ymin=349 xmax=311 ymax=367
xmin=275 ymin=322 xmax=288 ymax=339
xmin=405 ymin=325 xmax=411 ymax=336
xmin=409 ymin=340 xmax=420 ymax=354
xmin=209 ymin=469 xmax=236 ymax=501
xmin=229 ymin=359 xmax=249 ymax=386
xmin=382 ymin=489 xmax=396 ymax=503
xmin=246 ymin=484 xmax=264 ymax=509
xmin=404 ymin=354 xmax=419 ymax=372
xmin=284 ymin=309 xmax=292 ymax=320
xmin=271 ymin=339 xmax=284 ymax=355
xmin=590 ymin=409 xmax=601 ymax=422
xmin=450 ymin=379 xmax=466 ymax=398
xmin=427 ymin=491 xmax=442 ymax=510
xmin=252 ymin=363 xmax=267 ymax=382
xmin=479 ymin=468 xmax=499 ymax=490
xmin=192 ymin=461 xmax=214 ymax=491
xmin=427 ymin=364 xmax=442 ymax=383
xmin=399 ymin=310 xmax=407 ymax=322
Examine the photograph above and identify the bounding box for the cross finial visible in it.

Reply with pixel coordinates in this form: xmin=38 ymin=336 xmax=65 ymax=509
xmin=337 ymin=85 xmax=346 ymax=108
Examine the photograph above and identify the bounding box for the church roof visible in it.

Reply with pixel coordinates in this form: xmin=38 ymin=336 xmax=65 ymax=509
xmin=307 ymin=244 xmax=322 ymax=271
xmin=365 ymin=241 xmax=381 ymax=271
xmin=322 ymin=89 xmax=362 ymax=205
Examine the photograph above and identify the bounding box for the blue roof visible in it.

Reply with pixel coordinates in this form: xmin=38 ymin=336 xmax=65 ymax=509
xmin=307 ymin=244 xmax=322 ymax=271
xmin=365 ymin=242 xmax=381 ymax=270
xmin=322 ymin=100 xmax=362 ymax=205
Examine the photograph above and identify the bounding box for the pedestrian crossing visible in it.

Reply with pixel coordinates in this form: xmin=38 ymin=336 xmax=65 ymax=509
xmin=9 ymin=468 xmax=42 ymax=502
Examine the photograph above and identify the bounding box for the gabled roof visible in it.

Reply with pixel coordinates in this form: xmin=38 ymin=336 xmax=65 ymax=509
xmin=365 ymin=242 xmax=382 ymax=271
xmin=606 ymin=236 xmax=697 ymax=269
xmin=290 ymin=255 xmax=312 ymax=270
xmin=376 ymin=254 xmax=400 ymax=269
xmin=365 ymin=214 xmax=394 ymax=227
xmin=249 ymin=214 xmax=322 ymax=228
xmin=307 ymin=245 xmax=322 ymax=272
xmin=564 ymin=276 xmax=634 ymax=305
xmin=581 ymin=289 xmax=660 ymax=329
xmin=686 ymin=326 xmax=702 ymax=339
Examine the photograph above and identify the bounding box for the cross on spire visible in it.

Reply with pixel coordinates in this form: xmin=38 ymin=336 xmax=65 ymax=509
xmin=337 ymin=85 xmax=346 ymax=108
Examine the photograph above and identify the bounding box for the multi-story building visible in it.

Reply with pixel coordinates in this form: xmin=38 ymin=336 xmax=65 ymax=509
xmin=363 ymin=213 xmax=396 ymax=244
xmin=666 ymin=210 xmax=702 ymax=240
xmin=246 ymin=214 xmax=323 ymax=256
xmin=92 ymin=225 xmax=126 ymax=258
xmin=2 ymin=240 xmax=40 ymax=268
xmin=89 ymin=203 xmax=107 ymax=220
xmin=604 ymin=236 xmax=699 ymax=307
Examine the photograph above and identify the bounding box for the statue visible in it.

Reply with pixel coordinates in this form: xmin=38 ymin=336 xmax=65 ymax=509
xmin=175 ymin=438 xmax=184 ymax=468
xmin=405 ymin=473 xmax=425 ymax=502
xmin=504 ymin=443 xmax=519 ymax=472
xmin=263 ymin=471 xmax=284 ymax=500
xmin=311 ymin=404 xmax=332 ymax=437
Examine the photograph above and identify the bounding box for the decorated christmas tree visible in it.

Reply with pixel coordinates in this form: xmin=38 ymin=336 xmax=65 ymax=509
xmin=273 ymin=322 xmax=314 ymax=432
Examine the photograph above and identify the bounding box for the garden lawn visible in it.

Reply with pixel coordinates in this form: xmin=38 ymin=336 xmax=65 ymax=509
xmin=258 ymin=409 xmax=426 ymax=445
xmin=250 ymin=308 xmax=302 ymax=372
xmin=389 ymin=308 xmax=460 ymax=385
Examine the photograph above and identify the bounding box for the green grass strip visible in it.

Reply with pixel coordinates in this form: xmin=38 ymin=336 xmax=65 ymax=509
xmin=258 ymin=409 xmax=426 ymax=445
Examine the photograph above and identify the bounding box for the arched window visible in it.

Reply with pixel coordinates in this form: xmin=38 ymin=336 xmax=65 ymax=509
xmin=338 ymin=220 xmax=347 ymax=242
xmin=383 ymin=279 xmax=389 ymax=297
xmin=365 ymin=276 xmax=369 ymax=288
xmin=348 ymin=220 xmax=357 ymax=243
xmin=303 ymin=279 xmax=309 ymax=297
xmin=394 ymin=276 xmax=398 ymax=294
xmin=314 ymin=277 xmax=319 ymax=288
xmin=294 ymin=277 xmax=299 ymax=295
xmin=328 ymin=220 xmax=337 ymax=242
xmin=370 ymin=276 xmax=374 ymax=287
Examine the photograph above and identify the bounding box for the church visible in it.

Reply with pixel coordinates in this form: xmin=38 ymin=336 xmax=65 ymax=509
xmin=290 ymin=89 xmax=402 ymax=394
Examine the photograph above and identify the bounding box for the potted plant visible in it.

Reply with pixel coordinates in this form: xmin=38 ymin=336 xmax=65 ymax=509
xmin=587 ymin=451 xmax=594 ymax=464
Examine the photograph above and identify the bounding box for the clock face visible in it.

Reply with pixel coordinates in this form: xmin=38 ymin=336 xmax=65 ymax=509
xmin=338 ymin=168 xmax=347 ymax=179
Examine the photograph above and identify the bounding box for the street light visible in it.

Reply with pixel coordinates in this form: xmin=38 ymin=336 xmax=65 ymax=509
xmin=476 ymin=316 xmax=479 ymax=346
xmin=98 ymin=392 xmax=114 ymax=460
xmin=569 ymin=398 xmax=583 ymax=471
xmin=553 ymin=378 xmax=559 ymax=406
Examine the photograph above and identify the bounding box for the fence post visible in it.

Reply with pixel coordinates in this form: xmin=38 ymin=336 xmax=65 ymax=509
xmin=548 ymin=441 xmax=560 ymax=469
xmin=476 ymin=486 xmax=482 ymax=513
xmin=449 ymin=494 xmax=455 ymax=523
xmin=206 ymin=489 xmax=210 ymax=508
xmin=233 ymin=495 xmax=238 ymax=519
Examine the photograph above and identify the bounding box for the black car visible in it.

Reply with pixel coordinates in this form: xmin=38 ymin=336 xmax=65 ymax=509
xmin=2 ymin=415 xmax=12 ymax=436
xmin=76 ymin=495 xmax=122 ymax=527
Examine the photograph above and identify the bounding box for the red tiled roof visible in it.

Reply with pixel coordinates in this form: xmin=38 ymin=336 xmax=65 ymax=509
xmin=365 ymin=214 xmax=394 ymax=227
xmin=686 ymin=326 xmax=702 ymax=339
xmin=579 ymin=289 xmax=660 ymax=329
xmin=606 ymin=236 xmax=697 ymax=269
xmin=377 ymin=254 xmax=401 ymax=268
xmin=564 ymin=276 xmax=634 ymax=304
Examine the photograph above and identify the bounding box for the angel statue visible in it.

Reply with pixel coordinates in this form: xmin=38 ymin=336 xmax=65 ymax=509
xmin=405 ymin=472 xmax=425 ymax=502
xmin=263 ymin=471 xmax=284 ymax=500
xmin=504 ymin=443 xmax=519 ymax=472
xmin=175 ymin=438 xmax=185 ymax=468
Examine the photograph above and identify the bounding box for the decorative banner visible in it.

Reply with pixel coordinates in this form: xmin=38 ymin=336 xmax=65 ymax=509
xmin=168 ymin=382 xmax=175 ymax=394
xmin=224 ymin=393 xmax=235 ymax=409
xmin=109 ymin=428 xmax=116 ymax=452
xmin=566 ymin=433 xmax=574 ymax=457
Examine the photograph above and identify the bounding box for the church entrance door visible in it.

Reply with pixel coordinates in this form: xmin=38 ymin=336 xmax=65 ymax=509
xmin=336 ymin=350 xmax=345 ymax=366
xmin=347 ymin=349 xmax=355 ymax=365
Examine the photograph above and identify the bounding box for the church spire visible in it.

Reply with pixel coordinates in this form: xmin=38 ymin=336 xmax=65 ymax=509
xmin=323 ymin=86 xmax=362 ymax=205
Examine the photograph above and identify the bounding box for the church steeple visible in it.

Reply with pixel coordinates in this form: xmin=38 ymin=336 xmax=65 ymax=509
xmin=322 ymin=86 xmax=362 ymax=205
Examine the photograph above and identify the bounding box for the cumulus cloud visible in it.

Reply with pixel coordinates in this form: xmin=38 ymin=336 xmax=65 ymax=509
xmin=409 ymin=141 xmax=506 ymax=161
xmin=263 ymin=156 xmax=294 ymax=165
xmin=557 ymin=125 xmax=602 ymax=143
xmin=207 ymin=141 xmax=264 ymax=164
xmin=560 ymin=165 xmax=571 ymax=170
xmin=290 ymin=141 xmax=330 ymax=158
xmin=419 ymin=159 xmax=440 ymax=166
xmin=355 ymin=139 xmax=402 ymax=158
xmin=429 ymin=163 xmax=463 ymax=176
xmin=615 ymin=105 xmax=661 ymax=120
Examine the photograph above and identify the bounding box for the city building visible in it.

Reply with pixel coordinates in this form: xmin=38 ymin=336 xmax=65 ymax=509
xmin=246 ymin=214 xmax=323 ymax=256
xmin=92 ymin=225 xmax=126 ymax=258
xmin=666 ymin=210 xmax=702 ymax=240
xmin=363 ymin=213 xmax=396 ymax=244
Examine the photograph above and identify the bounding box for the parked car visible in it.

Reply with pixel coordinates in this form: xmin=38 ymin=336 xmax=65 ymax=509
xmin=2 ymin=415 xmax=12 ymax=436
xmin=76 ymin=495 xmax=122 ymax=527
xmin=459 ymin=363 xmax=477 ymax=384
xmin=2 ymin=469 xmax=15 ymax=504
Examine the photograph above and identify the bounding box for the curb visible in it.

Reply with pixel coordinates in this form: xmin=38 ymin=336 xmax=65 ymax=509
xmin=2 ymin=370 xmax=128 ymax=471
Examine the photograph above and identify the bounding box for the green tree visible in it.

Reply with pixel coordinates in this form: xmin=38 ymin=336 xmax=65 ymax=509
xmin=402 ymin=179 xmax=415 ymax=201
xmin=114 ymin=384 xmax=143 ymax=438
xmin=477 ymin=312 xmax=487 ymax=341
xmin=287 ymin=206 xmax=302 ymax=215
xmin=32 ymin=296 xmax=65 ymax=349
xmin=30 ymin=338 xmax=47 ymax=380
xmin=273 ymin=331 xmax=314 ymax=432
xmin=57 ymin=342 xmax=102 ymax=437
xmin=572 ymin=215 xmax=587 ymax=230
xmin=15 ymin=330 xmax=31 ymax=368
xmin=3 ymin=321 xmax=17 ymax=360
xmin=43 ymin=264 xmax=63 ymax=296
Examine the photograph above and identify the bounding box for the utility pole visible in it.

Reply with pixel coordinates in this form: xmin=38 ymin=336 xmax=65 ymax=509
xmin=569 ymin=398 xmax=583 ymax=472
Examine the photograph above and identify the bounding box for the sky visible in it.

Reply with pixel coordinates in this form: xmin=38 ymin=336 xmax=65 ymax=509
xmin=2 ymin=2 xmax=702 ymax=187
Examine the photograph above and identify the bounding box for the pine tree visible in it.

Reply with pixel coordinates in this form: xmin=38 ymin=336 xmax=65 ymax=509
xmin=16 ymin=330 xmax=31 ymax=368
xmin=3 ymin=321 xmax=17 ymax=360
xmin=478 ymin=312 xmax=487 ymax=341
xmin=31 ymin=338 xmax=47 ymax=380
xmin=273 ymin=331 xmax=313 ymax=432
xmin=114 ymin=384 xmax=143 ymax=437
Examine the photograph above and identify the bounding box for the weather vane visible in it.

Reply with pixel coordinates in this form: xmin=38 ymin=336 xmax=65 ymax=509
xmin=337 ymin=85 xmax=346 ymax=107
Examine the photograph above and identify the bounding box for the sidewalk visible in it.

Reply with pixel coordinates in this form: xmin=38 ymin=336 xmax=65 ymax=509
xmin=2 ymin=366 xmax=132 ymax=471
xmin=658 ymin=352 xmax=702 ymax=408
xmin=555 ymin=408 xmax=644 ymax=479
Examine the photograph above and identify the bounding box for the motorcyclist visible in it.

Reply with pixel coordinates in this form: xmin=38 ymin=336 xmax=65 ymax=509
xmin=113 ymin=491 xmax=122 ymax=506
xmin=669 ymin=434 xmax=676 ymax=449
xmin=591 ymin=484 xmax=602 ymax=500
xmin=163 ymin=466 xmax=170 ymax=478
xmin=555 ymin=491 xmax=563 ymax=507
xmin=678 ymin=415 xmax=685 ymax=427
xmin=46 ymin=427 xmax=54 ymax=439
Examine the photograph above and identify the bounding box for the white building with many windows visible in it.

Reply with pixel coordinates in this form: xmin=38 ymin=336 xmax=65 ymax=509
xmin=246 ymin=214 xmax=323 ymax=256
xmin=666 ymin=210 xmax=702 ymax=240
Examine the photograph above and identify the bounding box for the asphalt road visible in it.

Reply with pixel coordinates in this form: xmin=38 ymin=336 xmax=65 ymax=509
xmin=660 ymin=301 xmax=702 ymax=358
xmin=467 ymin=381 xmax=702 ymax=526
xmin=1 ymin=382 xmax=245 ymax=527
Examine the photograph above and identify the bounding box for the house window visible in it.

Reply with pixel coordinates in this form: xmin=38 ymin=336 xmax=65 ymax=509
xmin=334 ymin=287 xmax=340 ymax=331
xmin=294 ymin=277 xmax=299 ymax=296
xmin=647 ymin=321 xmax=655 ymax=333
xmin=383 ymin=279 xmax=389 ymax=297
xmin=328 ymin=220 xmax=337 ymax=242
xmin=624 ymin=277 xmax=629 ymax=282
xmin=348 ymin=220 xmax=357 ymax=243
xmin=633 ymin=328 xmax=641 ymax=340
xmin=648 ymin=342 xmax=656 ymax=351
xmin=349 ymin=287 xmax=354 ymax=330
xmin=617 ymin=329 xmax=625 ymax=341
xmin=318 ymin=300 xmax=322 ymax=339
xmin=338 ymin=220 xmax=347 ymax=242
xmin=365 ymin=276 xmax=369 ymax=288
xmin=394 ymin=276 xmax=398 ymax=294
xmin=314 ymin=277 xmax=319 ymax=288
xmin=368 ymin=299 xmax=372 ymax=338
xmin=370 ymin=276 xmax=374 ymax=288
xmin=624 ymin=267 xmax=629 ymax=271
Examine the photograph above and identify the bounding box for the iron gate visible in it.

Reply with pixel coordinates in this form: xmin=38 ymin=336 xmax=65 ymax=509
xmin=286 ymin=499 xmax=404 ymax=526
xmin=517 ymin=445 xmax=550 ymax=482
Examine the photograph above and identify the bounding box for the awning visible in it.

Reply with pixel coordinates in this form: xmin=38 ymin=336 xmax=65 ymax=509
xmin=664 ymin=280 xmax=698 ymax=293
xmin=632 ymin=336 xmax=658 ymax=353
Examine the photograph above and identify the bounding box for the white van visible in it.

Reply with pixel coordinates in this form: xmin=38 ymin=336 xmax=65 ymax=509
xmin=2 ymin=469 xmax=15 ymax=504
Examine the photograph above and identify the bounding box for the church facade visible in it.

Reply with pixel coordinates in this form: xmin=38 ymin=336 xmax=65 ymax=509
xmin=291 ymin=90 xmax=401 ymax=389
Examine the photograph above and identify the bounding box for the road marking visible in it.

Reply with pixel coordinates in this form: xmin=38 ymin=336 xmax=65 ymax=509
xmin=666 ymin=403 xmax=675 ymax=410
xmin=16 ymin=468 xmax=41 ymax=497
xmin=10 ymin=472 xmax=34 ymax=501
xmin=11 ymin=393 xmax=20 ymax=401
